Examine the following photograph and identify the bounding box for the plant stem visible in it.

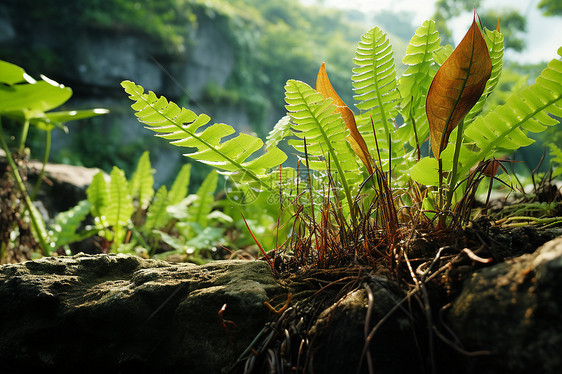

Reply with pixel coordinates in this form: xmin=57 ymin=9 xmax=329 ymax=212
xmin=438 ymin=158 xmax=443 ymax=210
xmin=437 ymin=157 xmax=445 ymax=228
xmin=499 ymin=216 xmax=562 ymax=227
xmin=31 ymin=129 xmax=52 ymax=200
xmin=0 ymin=118 xmax=50 ymax=256
xmin=19 ymin=118 xmax=30 ymax=152
xmin=446 ymin=120 xmax=465 ymax=210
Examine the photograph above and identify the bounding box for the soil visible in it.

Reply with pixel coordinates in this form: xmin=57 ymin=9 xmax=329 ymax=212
xmin=230 ymin=222 xmax=562 ymax=374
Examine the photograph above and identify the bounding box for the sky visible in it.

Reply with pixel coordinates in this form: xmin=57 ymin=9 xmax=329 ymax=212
xmin=303 ymin=0 xmax=562 ymax=63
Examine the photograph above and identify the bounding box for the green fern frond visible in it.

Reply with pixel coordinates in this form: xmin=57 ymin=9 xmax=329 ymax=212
xmin=87 ymin=171 xmax=107 ymax=220
xmin=398 ymin=20 xmax=441 ymax=147
xmin=464 ymin=28 xmax=504 ymax=126
xmin=50 ymin=200 xmax=92 ymax=248
xmin=547 ymin=143 xmax=562 ymax=178
xmin=168 ymin=163 xmax=191 ymax=205
xmin=191 ymin=170 xmax=218 ymax=227
xmin=284 ymin=79 xmax=360 ymax=209
xmin=460 ymin=51 xmax=562 ymax=177
xmin=102 ymin=167 xmax=134 ymax=246
xmin=143 ymin=185 xmax=169 ymax=233
xmin=129 ymin=151 xmax=155 ymax=210
xmin=265 ymin=115 xmax=291 ymax=150
xmin=121 ymin=80 xmax=286 ymax=192
xmin=352 ymin=27 xmax=401 ymax=151
xmin=432 ymin=44 xmax=453 ymax=65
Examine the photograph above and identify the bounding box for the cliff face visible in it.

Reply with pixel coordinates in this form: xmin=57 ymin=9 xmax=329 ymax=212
xmin=0 ymin=4 xmax=255 ymax=184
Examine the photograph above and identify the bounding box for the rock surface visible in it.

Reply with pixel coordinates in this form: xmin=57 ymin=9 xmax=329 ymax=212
xmin=1 ymin=149 xmax=101 ymax=219
xmin=0 ymin=255 xmax=284 ymax=373
xmin=448 ymin=236 xmax=562 ymax=374
xmin=1 ymin=236 xmax=562 ymax=373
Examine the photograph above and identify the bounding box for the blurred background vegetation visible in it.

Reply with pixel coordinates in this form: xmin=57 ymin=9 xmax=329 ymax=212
xmin=0 ymin=0 xmax=560 ymax=186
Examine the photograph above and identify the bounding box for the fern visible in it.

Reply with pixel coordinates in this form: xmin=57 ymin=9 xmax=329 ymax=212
xmin=547 ymin=143 xmax=562 ymax=178
xmin=459 ymin=50 xmax=562 ymax=177
xmin=265 ymin=115 xmax=291 ymax=150
xmin=284 ymin=79 xmax=360 ymax=210
xmin=121 ymin=81 xmax=286 ymax=192
xmin=129 ymin=151 xmax=154 ymax=210
xmin=168 ymin=163 xmax=191 ymax=205
xmin=397 ymin=19 xmax=441 ymax=148
xmin=190 ymin=170 xmax=218 ymax=227
xmin=101 ymin=167 xmax=134 ymax=246
xmin=50 ymin=200 xmax=93 ymax=248
xmin=87 ymin=171 xmax=107 ymax=221
xmin=352 ymin=27 xmax=401 ymax=155
xmin=142 ymin=185 xmax=169 ymax=233
xmin=464 ymin=27 xmax=504 ymax=126
xmin=432 ymin=44 xmax=453 ymax=65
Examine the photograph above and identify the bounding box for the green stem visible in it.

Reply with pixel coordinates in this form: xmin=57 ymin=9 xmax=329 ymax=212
xmin=19 ymin=118 xmax=30 ymax=152
xmin=31 ymin=129 xmax=52 ymax=200
xmin=0 ymin=118 xmax=50 ymax=256
xmin=437 ymin=157 xmax=445 ymax=228
xmin=438 ymin=158 xmax=443 ymax=210
xmin=446 ymin=120 xmax=465 ymax=211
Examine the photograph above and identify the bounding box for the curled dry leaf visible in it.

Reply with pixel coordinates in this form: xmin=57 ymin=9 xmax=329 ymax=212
xmin=470 ymin=158 xmax=502 ymax=177
xmin=426 ymin=16 xmax=492 ymax=159
xmin=316 ymin=63 xmax=373 ymax=174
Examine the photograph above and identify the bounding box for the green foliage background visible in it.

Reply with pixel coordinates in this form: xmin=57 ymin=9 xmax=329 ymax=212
xmin=0 ymin=0 xmax=557 ymax=182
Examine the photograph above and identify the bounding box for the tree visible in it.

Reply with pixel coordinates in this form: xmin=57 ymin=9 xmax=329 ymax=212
xmin=372 ymin=10 xmax=416 ymax=40
xmin=432 ymin=0 xmax=526 ymax=51
xmin=479 ymin=10 xmax=526 ymax=52
xmin=538 ymin=0 xmax=562 ymax=16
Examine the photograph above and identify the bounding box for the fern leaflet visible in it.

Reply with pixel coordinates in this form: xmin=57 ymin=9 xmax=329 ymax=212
xmin=265 ymin=115 xmax=291 ymax=150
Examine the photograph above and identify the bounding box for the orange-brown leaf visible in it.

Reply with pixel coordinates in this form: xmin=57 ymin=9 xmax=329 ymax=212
xmin=426 ymin=17 xmax=492 ymax=159
xmin=316 ymin=63 xmax=373 ymax=174
xmin=470 ymin=158 xmax=502 ymax=177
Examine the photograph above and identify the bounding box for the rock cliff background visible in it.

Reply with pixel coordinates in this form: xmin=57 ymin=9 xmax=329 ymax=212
xmin=0 ymin=2 xmax=253 ymax=185
xmin=0 ymin=0 xmax=371 ymax=186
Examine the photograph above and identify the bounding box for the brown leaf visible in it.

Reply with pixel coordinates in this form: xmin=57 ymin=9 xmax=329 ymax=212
xmin=316 ymin=63 xmax=373 ymax=174
xmin=470 ymin=157 xmax=503 ymax=177
xmin=426 ymin=16 xmax=492 ymax=159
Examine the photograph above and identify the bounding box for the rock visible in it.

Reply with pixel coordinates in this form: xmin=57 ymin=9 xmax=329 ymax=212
xmin=0 ymin=254 xmax=284 ymax=373
xmin=448 ymin=237 xmax=562 ymax=374
xmin=27 ymin=159 xmax=103 ymax=219
xmin=0 ymin=149 xmax=101 ymax=219
xmin=171 ymin=15 xmax=235 ymax=101
xmin=308 ymin=278 xmax=423 ymax=374
xmin=2 ymin=236 xmax=562 ymax=373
